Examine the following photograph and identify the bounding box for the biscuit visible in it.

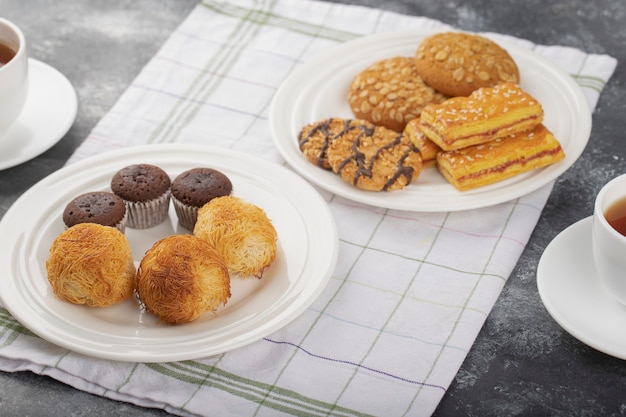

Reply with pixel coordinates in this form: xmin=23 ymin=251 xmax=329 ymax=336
xmin=404 ymin=119 xmax=441 ymax=168
xmin=348 ymin=56 xmax=447 ymax=132
xmin=414 ymin=32 xmax=519 ymax=97
xmin=298 ymin=118 xmax=376 ymax=170
xmin=436 ymin=124 xmax=565 ymax=191
xmin=327 ymin=125 xmax=423 ymax=191
xmin=419 ymin=82 xmax=543 ymax=151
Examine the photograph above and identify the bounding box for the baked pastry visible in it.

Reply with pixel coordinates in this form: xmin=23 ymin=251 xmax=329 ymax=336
xmin=348 ymin=56 xmax=447 ymax=132
xmin=436 ymin=124 xmax=565 ymax=191
xmin=136 ymin=234 xmax=231 ymax=324
xmin=62 ymin=191 xmax=127 ymax=233
xmin=404 ymin=119 xmax=441 ymax=168
xmin=193 ymin=195 xmax=277 ymax=278
xmin=326 ymin=125 xmax=423 ymax=191
xmin=111 ymin=164 xmax=171 ymax=229
xmin=46 ymin=223 xmax=135 ymax=307
xmin=171 ymin=168 xmax=233 ymax=230
xmin=298 ymin=118 xmax=376 ymax=170
xmin=414 ymin=32 xmax=520 ymax=97
xmin=419 ymin=82 xmax=544 ymax=151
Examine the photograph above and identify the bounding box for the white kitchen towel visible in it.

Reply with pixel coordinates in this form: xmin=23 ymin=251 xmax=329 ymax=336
xmin=0 ymin=0 xmax=617 ymax=416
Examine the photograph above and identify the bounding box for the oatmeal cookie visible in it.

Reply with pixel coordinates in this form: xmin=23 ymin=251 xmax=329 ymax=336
xmin=298 ymin=118 xmax=376 ymax=170
xmin=327 ymin=125 xmax=423 ymax=191
xmin=348 ymin=56 xmax=447 ymax=132
xmin=414 ymin=32 xmax=519 ymax=97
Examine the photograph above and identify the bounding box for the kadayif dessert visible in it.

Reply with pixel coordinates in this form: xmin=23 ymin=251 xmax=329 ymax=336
xmin=194 ymin=195 xmax=277 ymax=278
xmin=46 ymin=223 xmax=136 ymax=307
xmin=135 ymin=234 xmax=231 ymax=324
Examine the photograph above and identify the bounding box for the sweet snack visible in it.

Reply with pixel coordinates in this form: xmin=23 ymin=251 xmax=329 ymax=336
xmin=348 ymin=56 xmax=447 ymax=132
xmin=171 ymin=167 xmax=233 ymax=230
xmin=404 ymin=119 xmax=442 ymax=168
xmin=194 ymin=195 xmax=277 ymax=278
xmin=326 ymin=124 xmax=423 ymax=191
xmin=418 ymin=82 xmax=544 ymax=151
xmin=46 ymin=223 xmax=135 ymax=307
xmin=298 ymin=118 xmax=377 ymax=170
xmin=414 ymin=32 xmax=520 ymax=97
xmin=111 ymin=163 xmax=171 ymax=229
xmin=436 ymin=124 xmax=565 ymax=191
xmin=62 ymin=191 xmax=127 ymax=233
xmin=136 ymin=234 xmax=231 ymax=324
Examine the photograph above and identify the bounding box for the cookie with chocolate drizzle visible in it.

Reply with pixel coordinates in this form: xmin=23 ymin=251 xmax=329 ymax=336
xmin=298 ymin=118 xmax=376 ymax=170
xmin=327 ymin=124 xmax=423 ymax=191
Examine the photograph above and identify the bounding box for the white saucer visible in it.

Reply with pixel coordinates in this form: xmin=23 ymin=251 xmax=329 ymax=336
xmin=0 ymin=58 xmax=77 ymax=170
xmin=537 ymin=216 xmax=626 ymax=360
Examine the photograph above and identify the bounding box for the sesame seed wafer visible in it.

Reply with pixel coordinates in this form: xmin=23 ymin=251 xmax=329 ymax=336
xmin=419 ymin=82 xmax=544 ymax=151
xmin=437 ymin=124 xmax=565 ymax=191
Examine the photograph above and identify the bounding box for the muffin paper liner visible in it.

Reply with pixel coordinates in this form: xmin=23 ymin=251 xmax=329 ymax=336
xmin=125 ymin=190 xmax=171 ymax=229
xmin=171 ymin=195 xmax=199 ymax=231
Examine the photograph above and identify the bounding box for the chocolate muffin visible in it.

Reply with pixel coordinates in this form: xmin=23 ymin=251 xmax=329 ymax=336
xmin=63 ymin=191 xmax=127 ymax=233
xmin=111 ymin=164 xmax=171 ymax=229
xmin=171 ymin=168 xmax=233 ymax=230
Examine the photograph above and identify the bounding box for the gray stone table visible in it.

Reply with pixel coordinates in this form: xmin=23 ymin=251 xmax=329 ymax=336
xmin=0 ymin=0 xmax=624 ymax=415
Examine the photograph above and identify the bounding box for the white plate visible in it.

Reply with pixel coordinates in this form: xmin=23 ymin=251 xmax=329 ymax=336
xmin=0 ymin=144 xmax=338 ymax=362
xmin=269 ymin=30 xmax=591 ymax=211
xmin=537 ymin=217 xmax=626 ymax=360
xmin=0 ymin=59 xmax=77 ymax=170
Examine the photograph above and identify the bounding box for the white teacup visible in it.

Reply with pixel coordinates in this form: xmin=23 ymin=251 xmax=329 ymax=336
xmin=592 ymin=174 xmax=626 ymax=304
xmin=0 ymin=17 xmax=29 ymax=136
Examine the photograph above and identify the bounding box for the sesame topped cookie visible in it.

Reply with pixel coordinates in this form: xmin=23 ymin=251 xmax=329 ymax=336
xmin=414 ymin=32 xmax=519 ymax=97
xmin=348 ymin=56 xmax=447 ymax=132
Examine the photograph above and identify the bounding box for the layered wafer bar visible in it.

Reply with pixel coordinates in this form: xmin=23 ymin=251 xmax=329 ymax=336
xmin=419 ymin=82 xmax=544 ymax=151
xmin=404 ymin=119 xmax=442 ymax=168
xmin=437 ymin=124 xmax=565 ymax=191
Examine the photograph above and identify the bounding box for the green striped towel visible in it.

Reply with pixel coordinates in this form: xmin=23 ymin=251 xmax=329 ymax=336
xmin=0 ymin=0 xmax=616 ymax=416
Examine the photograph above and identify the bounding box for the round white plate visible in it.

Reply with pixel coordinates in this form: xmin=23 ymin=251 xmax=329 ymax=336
xmin=269 ymin=30 xmax=591 ymax=211
xmin=0 ymin=58 xmax=77 ymax=170
xmin=0 ymin=144 xmax=338 ymax=362
xmin=537 ymin=217 xmax=626 ymax=360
